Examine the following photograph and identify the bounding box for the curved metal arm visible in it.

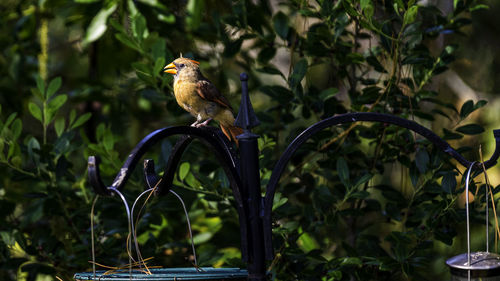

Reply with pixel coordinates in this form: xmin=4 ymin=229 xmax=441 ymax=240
xmin=141 ymin=133 xmax=249 ymax=260
xmin=87 ymin=125 xmax=249 ymax=259
xmin=262 ymin=112 xmax=500 ymax=260
xmin=88 ymin=126 xmax=239 ymax=194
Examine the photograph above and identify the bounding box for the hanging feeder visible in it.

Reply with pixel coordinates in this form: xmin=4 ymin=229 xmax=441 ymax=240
xmin=446 ymin=163 xmax=500 ymax=281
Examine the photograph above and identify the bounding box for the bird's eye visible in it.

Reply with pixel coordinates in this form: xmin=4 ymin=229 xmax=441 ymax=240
xmin=179 ymin=64 xmax=185 ymax=68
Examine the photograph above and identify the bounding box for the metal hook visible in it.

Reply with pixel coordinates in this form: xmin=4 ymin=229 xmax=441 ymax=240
xmin=465 ymin=161 xmax=477 ymax=268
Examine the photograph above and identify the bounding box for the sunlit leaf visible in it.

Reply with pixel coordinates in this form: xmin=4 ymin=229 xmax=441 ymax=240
xmin=35 ymin=75 xmax=45 ymax=98
xmin=403 ymin=5 xmax=419 ymax=26
xmin=46 ymin=77 xmax=62 ymax=99
xmin=186 ymin=0 xmax=204 ymax=30
xmin=28 ymin=103 xmax=43 ymax=123
xmin=83 ymin=3 xmax=118 ymax=44
xmin=179 ymin=162 xmax=190 ymax=181
xmin=71 ymin=112 xmax=92 ymax=130
xmin=55 ymin=117 xmax=65 ymax=137
xmin=11 ymin=119 xmax=22 ymax=140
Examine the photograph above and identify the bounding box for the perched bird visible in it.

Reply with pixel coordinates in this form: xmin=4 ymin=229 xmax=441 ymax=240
xmin=163 ymin=57 xmax=243 ymax=145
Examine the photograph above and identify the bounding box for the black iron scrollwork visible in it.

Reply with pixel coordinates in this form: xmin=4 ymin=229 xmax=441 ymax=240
xmin=262 ymin=112 xmax=500 ymax=260
xmin=87 ymin=125 xmax=249 ymax=260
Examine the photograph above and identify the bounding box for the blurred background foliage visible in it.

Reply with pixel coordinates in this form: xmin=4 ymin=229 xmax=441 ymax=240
xmin=1 ymin=0 xmax=500 ymax=280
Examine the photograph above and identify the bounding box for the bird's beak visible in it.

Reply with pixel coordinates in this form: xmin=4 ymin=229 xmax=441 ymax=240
xmin=163 ymin=63 xmax=177 ymax=74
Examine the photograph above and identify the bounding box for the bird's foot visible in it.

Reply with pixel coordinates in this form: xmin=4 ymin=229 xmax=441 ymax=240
xmin=194 ymin=118 xmax=212 ymax=128
xmin=190 ymin=120 xmax=200 ymax=127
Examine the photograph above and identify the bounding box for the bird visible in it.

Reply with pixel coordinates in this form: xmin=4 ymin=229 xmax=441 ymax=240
xmin=163 ymin=57 xmax=243 ymax=145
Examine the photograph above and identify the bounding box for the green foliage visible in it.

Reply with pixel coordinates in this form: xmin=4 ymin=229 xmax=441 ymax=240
xmin=0 ymin=0 xmax=496 ymax=280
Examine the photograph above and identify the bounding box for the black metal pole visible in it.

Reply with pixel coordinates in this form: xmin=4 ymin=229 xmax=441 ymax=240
xmin=235 ymin=73 xmax=266 ymax=280
xmin=239 ymin=134 xmax=266 ymax=280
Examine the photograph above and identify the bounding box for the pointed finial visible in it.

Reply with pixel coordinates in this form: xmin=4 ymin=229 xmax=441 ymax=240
xmin=235 ymin=73 xmax=260 ymax=130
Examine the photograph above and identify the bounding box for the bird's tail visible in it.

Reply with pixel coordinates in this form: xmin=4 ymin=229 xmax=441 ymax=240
xmin=220 ymin=123 xmax=244 ymax=146
xmin=217 ymin=110 xmax=244 ymax=146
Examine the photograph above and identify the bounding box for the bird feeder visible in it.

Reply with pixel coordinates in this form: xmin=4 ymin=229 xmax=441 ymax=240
xmin=74 ymin=268 xmax=248 ymax=280
xmin=446 ymin=163 xmax=500 ymax=280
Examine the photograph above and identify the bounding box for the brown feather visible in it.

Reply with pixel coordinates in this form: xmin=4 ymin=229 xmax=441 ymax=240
xmin=220 ymin=124 xmax=244 ymax=146
xmin=196 ymin=80 xmax=233 ymax=111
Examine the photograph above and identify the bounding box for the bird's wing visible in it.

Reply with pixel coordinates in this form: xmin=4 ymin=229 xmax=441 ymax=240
xmin=196 ymin=79 xmax=233 ymax=111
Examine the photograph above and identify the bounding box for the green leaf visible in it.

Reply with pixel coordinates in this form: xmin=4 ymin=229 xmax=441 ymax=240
xmin=28 ymin=103 xmax=43 ymax=123
xmin=154 ymin=57 xmax=166 ymax=76
xmin=116 ymin=33 xmax=142 ymax=53
xmin=470 ymin=4 xmax=489 ymax=12
xmin=341 ymin=257 xmax=362 ymax=266
xmin=27 ymin=137 xmax=40 ymax=165
xmin=255 ymin=66 xmax=285 ymax=78
xmin=337 ymin=157 xmax=350 ymax=188
xmin=131 ymin=13 xmax=148 ymax=41
xmin=289 ymin=58 xmax=308 ymax=90
xmin=179 ymin=162 xmax=190 ymax=181
xmin=7 ymin=142 xmax=19 ymax=160
xmin=223 ymin=38 xmax=243 ymax=57
xmin=297 ymin=231 xmax=319 ymax=252
xmin=103 ymin=129 xmax=114 ymax=151
xmin=71 ymin=112 xmax=92 ymax=130
xmin=257 ymin=47 xmax=277 ymax=63
xmin=442 ymin=128 xmax=463 ymax=140
xmin=319 ymin=88 xmax=339 ymax=100
xmin=410 ymin=164 xmax=419 ymax=187
xmin=459 ymin=100 xmax=474 ymax=119
xmin=455 ymin=124 xmax=484 ymax=135
xmin=69 ymin=109 xmax=77 ymax=125
xmin=353 ymin=173 xmax=372 ymax=188
xmin=360 ymin=0 xmax=374 ymax=18
xmin=83 ymin=3 xmax=118 ymax=45
xmin=272 ymin=193 xmax=288 ymax=211
xmin=259 ymin=85 xmax=294 ymax=104
xmin=0 ymin=139 xmax=4 ymax=160
xmin=415 ymin=148 xmax=429 ymax=174
xmin=4 ymin=113 xmax=16 ymax=128
xmin=186 ymin=0 xmax=204 ymax=30
xmin=36 ymin=75 xmax=45 ymax=98
xmin=474 ymin=100 xmax=487 ymax=110
xmin=441 ymin=172 xmax=456 ymax=194
xmin=96 ymin=123 xmax=105 ymax=140
xmin=403 ymin=5 xmax=419 ymax=26
xmin=46 ymin=77 xmax=62 ymax=99
xmin=273 ymin=12 xmax=289 ymax=39
xmin=55 ymin=117 xmax=65 ymax=137
xmin=11 ymin=119 xmax=22 ymax=140
xmin=136 ymin=0 xmax=168 ymax=10
xmin=47 ymin=95 xmax=68 ymax=123
xmin=109 ymin=18 xmax=127 ymax=34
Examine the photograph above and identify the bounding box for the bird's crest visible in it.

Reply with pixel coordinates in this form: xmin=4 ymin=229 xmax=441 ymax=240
xmin=178 ymin=53 xmax=200 ymax=65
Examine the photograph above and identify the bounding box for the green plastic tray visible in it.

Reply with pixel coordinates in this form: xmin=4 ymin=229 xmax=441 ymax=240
xmin=74 ymin=267 xmax=248 ymax=280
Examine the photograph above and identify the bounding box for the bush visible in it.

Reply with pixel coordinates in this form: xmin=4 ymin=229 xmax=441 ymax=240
xmin=0 ymin=0 xmax=495 ymax=280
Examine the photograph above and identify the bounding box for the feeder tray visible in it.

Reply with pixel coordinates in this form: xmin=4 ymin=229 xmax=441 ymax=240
xmin=74 ymin=267 xmax=248 ymax=280
xmin=447 ymin=252 xmax=500 ymax=279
